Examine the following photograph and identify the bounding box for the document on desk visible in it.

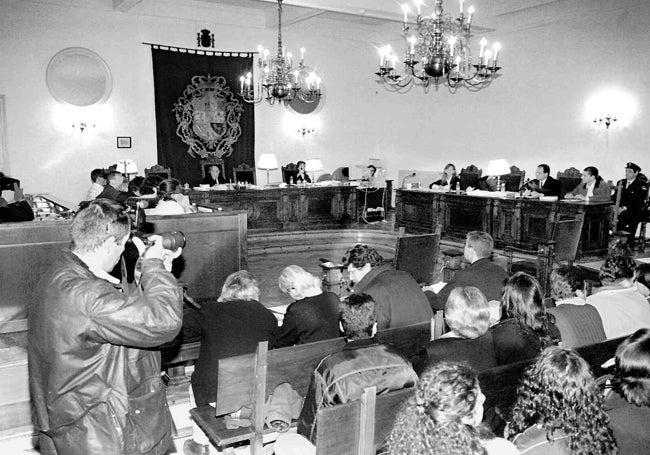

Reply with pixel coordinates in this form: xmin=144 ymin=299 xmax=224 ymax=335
xmin=422 ymin=282 xmax=447 ymax=294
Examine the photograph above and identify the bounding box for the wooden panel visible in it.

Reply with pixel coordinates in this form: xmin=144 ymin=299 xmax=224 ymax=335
xmin=0 ymin=212 xmax=246 ymax=330
xmin=315 ymin=387 xmax=414 ymax=455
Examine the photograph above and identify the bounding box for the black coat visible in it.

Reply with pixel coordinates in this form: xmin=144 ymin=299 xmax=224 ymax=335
xmin=272 ymin=292 xmax=341 ymax=348
xmin=0 ymin=200 xmax=34 ymax=222
xmin=524 ymin=176 xmax=562 ymax=197
xmin=181 ymin=299 xmax=278 ymax=406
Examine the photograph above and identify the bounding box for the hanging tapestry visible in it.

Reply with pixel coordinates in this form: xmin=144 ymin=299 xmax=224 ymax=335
xmin=151 ymin=46 xmax=254 ymax=186
xmin=173 ymin=74 xmax=242 ymax=159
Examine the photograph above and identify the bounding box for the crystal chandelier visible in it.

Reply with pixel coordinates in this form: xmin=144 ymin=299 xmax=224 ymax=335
xmin=376 ymin=0 xmax=502 ymax=91
xmin=239 ymin=0 xmax=322 ymax=105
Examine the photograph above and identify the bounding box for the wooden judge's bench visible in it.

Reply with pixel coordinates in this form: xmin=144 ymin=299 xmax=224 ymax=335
xmin=395 ymin=189 xmax=611 ymax=257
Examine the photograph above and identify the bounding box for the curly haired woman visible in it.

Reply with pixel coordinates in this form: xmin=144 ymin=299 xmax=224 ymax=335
xmin=507 ymin=346 xmax=618 ymax=454
xmin=387 ymin=362 xmax=518 ymax=455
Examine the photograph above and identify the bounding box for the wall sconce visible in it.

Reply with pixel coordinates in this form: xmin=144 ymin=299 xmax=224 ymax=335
xmin=72 ymin=122 xmax=95 ymax=133
xmin=298 ymin=127 xmax=315 ymax=137
xmin=593 ymin=115 xmax=617 ymax=128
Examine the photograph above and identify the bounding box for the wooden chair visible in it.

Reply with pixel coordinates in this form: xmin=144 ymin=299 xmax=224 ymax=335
xmin=234 ymin=163 xmax=256 ymax=185
xmin=504 ymin=215 xmax=585 ymax=295
xmin=282 ymin=163 xmax=298 ymax=184
xmin=636 ymin=184 xmax=650 ymax=248
xmin=393 ymin=226 xmax=441 ymax=285
xmin=546 ymin=304 xmax=606 ymax=349
xmin=557 ymin=167 xmax=582 ymax=198
xmin=501 ymin=165 xmax=526 ymax=192
xmin=459 ymin=164 xmax=482 ymax=190
xmin=144 ymin=164 xmax=171 ymax=180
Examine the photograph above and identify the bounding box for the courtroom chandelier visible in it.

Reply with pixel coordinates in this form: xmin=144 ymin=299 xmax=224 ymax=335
xmin=376 ymin=0 xmax=502 ymax=91
xmin=239 ymin=0 xmax=322 ymax=105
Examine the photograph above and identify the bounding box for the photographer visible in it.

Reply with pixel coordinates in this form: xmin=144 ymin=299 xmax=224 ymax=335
xmin=0 ymin=174 xmax=34 ymax=222
xmin=28 ymin=199 xmax=183 ymax=455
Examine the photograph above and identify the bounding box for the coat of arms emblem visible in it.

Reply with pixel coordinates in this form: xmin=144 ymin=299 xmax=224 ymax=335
xmin=173 ymin=74 xmax=243 ymax=159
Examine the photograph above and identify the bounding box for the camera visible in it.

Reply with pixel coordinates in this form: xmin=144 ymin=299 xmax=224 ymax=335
xmin=145 ymin=231 xmax=186 ymax=252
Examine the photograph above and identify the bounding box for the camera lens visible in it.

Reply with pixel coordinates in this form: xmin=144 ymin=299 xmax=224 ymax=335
xmin=160 ymin=231 xmax=186 ymax=251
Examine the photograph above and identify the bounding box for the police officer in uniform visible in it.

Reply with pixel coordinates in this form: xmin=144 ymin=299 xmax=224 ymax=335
xmin=613 ymin=162 xmax=649 ymax=246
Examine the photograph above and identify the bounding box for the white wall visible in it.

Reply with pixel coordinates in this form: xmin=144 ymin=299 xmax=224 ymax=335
xmin=0 ymin=0 xmax=649 ymax=203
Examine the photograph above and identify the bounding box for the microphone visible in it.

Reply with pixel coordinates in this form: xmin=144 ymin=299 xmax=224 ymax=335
xmin=519 ymin=178 xmax=530 ymax=192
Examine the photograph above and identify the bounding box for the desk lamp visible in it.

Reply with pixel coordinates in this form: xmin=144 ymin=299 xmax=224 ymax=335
xmin=258 ymin=153 xmax=279 ymax=186
xmin=305 ymin=159 xmax=323 ymax=183
xmin=117 ymin=159 xmax=138 ymax=182
xmin=485 ymin=159 xmax=510 ymax=191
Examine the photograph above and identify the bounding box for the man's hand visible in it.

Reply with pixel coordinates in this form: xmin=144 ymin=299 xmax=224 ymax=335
xmin=12 ymin=183 xmax=24 ymax=202
xmin=132 ymin=235 xmax=183 ymax=272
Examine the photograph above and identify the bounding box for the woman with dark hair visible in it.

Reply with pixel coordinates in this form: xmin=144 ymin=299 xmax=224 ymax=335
xmin=430 ymin=163 xmax=461 ymax=190
xmin=508 ymin=346 xmax=618 ymax=454
xmin=293 ymin=160 xmax=311 ymax=184
xmin=634 ymin=263 xmax=650 ymax=300
xmin=490 ymin=272 xmax=560 ymax=365
xmin=604 ymin=328 xmax=650 ymax=454
xmin=146 ymin=178 xmax=187 ymax=215
xmin=565 ymin=166 xmax=610 ymax=201
xmin=139 ymin=174 xmax=164 ymax=196
xmin=388 ymin=362 xmax=518 ymax=455
xmin=127 ymin=176 xmax=145 ymax=195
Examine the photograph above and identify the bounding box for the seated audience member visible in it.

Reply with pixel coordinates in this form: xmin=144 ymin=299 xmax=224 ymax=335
xmin=634 ymin=263 xmax=650 ymax=300
xmin=387 ymin=362 xmax=518 ymax=455
xmin=522 ymin=163 xmax=562 ymax=198
xmin=96 ymin=171 xmax=131 ymax=203
xmin=201 ymin=164 xmax=226 ymax=186
xmin=429 ymin=163 xmax=461 ymax=190
xmin=507 ymin=346 xmax=618 ymax=454
xmin=343 ymin=244 xmax=433 ymax=330
xmin=0 ymin=179 xmax=34 ymax=222
xmin=587 ymin=255 xmax=650 ymax=339
xmin=565 ymin=166 xmax=610 ymax=201
xmin=612 ymin=162 xmax=648 ymax=246
xmin=295 ymin=293 xmax=418 ymax=445
xmin=550 ymin=265 xmax=588 ymax=305
xmin=273 ymin=265 xmax=341 ymax=348
xmin=181 ymin=271 xmax=277 ymax=455
xmin=604 ymin=328 xmax=650 ymax=455
xmin=139 ymin=174 xmax=164 ymax=196
xmin=414 ymin=287 xmax=497 ymax=375
xmin=127 ymin=176 xmax=145 ymax=196
xmin=293 ymin=160 xmax=311 ymax=184
xmin=145 ymin=179 xmax=186 ymax=216
xmin=430 ymin=231 xmax=508 ymax=311
xmin=85 ymin=168 xmax=106 ymax=200
xmin=490 ymin=272 xmax=560 ymax=365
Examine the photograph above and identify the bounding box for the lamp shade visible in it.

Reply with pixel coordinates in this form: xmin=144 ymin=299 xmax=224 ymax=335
xmin=117 ymin=159 xmax=138 ymax=175
xmin=258 ymin=153 xmax=279 ymax=170
xmin=305 ymin=159 xmax=323 ymax=173
xmin=485 ymin=159 xmax=511 ymax=176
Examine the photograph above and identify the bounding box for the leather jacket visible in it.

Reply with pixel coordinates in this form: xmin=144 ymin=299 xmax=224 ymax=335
xmin=28 ymin=250 xmax=183 ymax=455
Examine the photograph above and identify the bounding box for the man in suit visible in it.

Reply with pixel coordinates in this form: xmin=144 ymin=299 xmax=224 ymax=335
xmin=613 ymin=162 xmax=649 ymax=246
xmin=0 ymin=177 xmax=34 ymax=223
xmin=96 ymin=171 xmax=132 ymax=203
xmin=429 ymin=231 xmax=508 ymax=311
xmin=522 ymin=164 xmax=562 ymax=198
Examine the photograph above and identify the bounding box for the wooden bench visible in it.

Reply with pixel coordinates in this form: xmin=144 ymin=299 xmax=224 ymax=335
xmin=190 ymin=321 xmax=431 ymax=454
xmin=478 ymin=335 xmax=626 ymax=430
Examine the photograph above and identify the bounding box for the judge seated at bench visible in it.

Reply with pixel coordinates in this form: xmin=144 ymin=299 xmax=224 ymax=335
xmin=275 ymin=293 xmax=417 ymax=452
xmin=0 ymin=176 xmax=34 ymax=223
xmin=429 ymin=163 xmax=461 ymax=191
xmin=202 ymin=164 xmax=226 ymax=186
xmin=521 ymin=163 xmax=562 ymax=198
xmin=293 ymin=160 xmax=311 ymax=184
xmin=564 ymin=166 xmax=610 ymax=201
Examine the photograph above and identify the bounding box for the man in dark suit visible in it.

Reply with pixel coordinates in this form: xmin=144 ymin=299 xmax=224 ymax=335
xmin=522 ymin=164 xmax=562 ymax=198
xmin=613 ymin=162 xmax=648 ymax=246
xmin=0 ymin=178 xmax=34 ymax=223
xmin=96 ymin=171 xmax=132 ymax=203
xmin=429 ymin=231 xmax=508 ymax=310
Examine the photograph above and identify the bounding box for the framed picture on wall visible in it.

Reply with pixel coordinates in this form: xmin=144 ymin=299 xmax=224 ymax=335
xmin=117 ymin=136 xmax=132 ymax=148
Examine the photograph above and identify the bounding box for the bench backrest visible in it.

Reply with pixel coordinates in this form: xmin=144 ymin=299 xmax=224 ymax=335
xmin=215 ymin=321 xmax=430 ymax=416
xmin=315 ymin=386 xmax=413 ymax=455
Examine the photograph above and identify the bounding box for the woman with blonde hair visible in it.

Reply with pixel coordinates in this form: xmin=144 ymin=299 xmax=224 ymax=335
xmin=388 ymin=362 xmax=518 ymax=455
xmin=273 ymin=265 xmax=340 ymax=347
xmin=415 ymin=287 xmax=497 ymax=374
